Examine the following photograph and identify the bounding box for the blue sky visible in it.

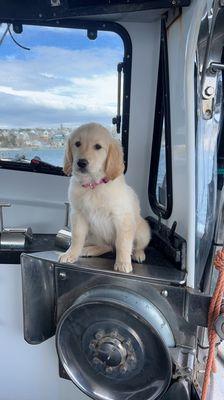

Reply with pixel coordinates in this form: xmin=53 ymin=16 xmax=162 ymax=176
xmin=0 ymin=24 xmax=123 ymax=128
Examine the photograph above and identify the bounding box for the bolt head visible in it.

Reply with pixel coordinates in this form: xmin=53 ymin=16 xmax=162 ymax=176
xmin=95 ymin=330 xmax=104 ymax=340
xmin=120 ymin=364 xmax=128 ymax=374
xmin=106 ymin=366 xmax=113 ymax=374
xmin=205 ymin=86 xmax=214 ymax=96
xmin=89 ymin=340 xmax=97 ymax=351
xmin=161 ymin=289 xmax=168 ymax=297
xmin=111 ymin=330 xmax=119 ymax=338
xmin=92 ymin=357 xmax=102 ymax=366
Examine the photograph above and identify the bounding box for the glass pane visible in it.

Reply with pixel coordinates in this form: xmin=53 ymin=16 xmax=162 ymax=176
xmin=156 ymin=119 xmax=167 ymax=209
xmin=0 ymin=24 xmax=123 ymax=166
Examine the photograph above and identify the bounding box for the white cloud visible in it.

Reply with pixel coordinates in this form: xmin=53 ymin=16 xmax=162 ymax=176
xmin=0 ymin=73 xmax=116 ymax=114
xmin=0 ymin=39 xmax=123 ymax=127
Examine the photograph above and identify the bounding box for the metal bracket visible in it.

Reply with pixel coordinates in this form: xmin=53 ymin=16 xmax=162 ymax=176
xmin=50 ymin=0 xmax=61 ymax=7
xmin=170 ymin=347 xmax=195 ymax=380
xmin=200 ymin=0 xmax=224 ymax=120
xmin=202 ymin=71 xmax=217 ymax=120
xmin=184 ymin=289 xmax=211 ymax=327
xmin=202 ymin=61 xmax=224 ymax=119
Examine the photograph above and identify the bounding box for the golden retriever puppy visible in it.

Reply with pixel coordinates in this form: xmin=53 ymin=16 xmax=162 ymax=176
xmin=59 ymin=122 xmax=150 ymax=273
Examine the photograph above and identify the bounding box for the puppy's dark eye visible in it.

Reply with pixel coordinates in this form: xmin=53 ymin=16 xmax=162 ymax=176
xmin=94 ymin=144 xmax=102 ymax=150
xmin=75 ymin=141 xmax=81 ymax=147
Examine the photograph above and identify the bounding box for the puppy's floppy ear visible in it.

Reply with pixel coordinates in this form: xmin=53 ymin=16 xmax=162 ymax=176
xmin=63 ymin=137 xmax=73 ymax=176
xmin=105 ymin=139 xmax=124 ymax=180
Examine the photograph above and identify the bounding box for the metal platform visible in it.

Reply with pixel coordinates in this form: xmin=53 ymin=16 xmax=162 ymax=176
xmin=25 ymin=249 xmax=187 ymax=286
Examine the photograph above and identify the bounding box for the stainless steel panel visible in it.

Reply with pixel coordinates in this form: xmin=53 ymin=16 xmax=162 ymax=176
xmin=21 ymin=253 xmax=56 ymax=343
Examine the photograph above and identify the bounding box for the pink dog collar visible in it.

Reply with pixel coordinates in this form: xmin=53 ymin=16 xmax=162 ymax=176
xmin=82 ymin=177 xmax=109 ymax=189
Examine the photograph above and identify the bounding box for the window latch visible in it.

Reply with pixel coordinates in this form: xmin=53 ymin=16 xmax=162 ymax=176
xmin=112 ymin=62 xmax=124 ymax=134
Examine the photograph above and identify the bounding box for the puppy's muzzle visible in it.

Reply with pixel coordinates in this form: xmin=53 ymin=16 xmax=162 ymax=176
xmin=77 ymin=158 xmax=89 ymax=172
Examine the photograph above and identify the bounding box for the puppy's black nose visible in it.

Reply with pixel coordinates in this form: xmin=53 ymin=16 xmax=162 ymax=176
xmin=77 ymin=159 xmax=88 ymax=169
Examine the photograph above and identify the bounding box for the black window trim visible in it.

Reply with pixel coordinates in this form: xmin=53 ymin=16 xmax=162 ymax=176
xmin=0 ymin=19 xmax=132 ymax=176
xmin=148 ymin=18 xmax=173 ymax=219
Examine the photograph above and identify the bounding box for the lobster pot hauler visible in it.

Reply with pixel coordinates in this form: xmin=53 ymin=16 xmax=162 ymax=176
xmin=1 ymin=1 xmax=224 ymax=400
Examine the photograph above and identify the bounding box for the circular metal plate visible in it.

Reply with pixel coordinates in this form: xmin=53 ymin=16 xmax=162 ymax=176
xmin=56 ymin=301 xmax=172 ymax=400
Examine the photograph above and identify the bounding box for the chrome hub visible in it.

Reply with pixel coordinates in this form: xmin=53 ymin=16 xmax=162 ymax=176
xmin=88 ymin=329 xmax=137 ymax=377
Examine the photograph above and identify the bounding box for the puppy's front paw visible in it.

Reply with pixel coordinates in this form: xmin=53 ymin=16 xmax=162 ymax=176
xmin=132 ymin=249 xmax=146 ymax=263
xmin=114 ymin=261 xmax=133 ymax=274
xmin=59 ymin=250 xmax=79 ymax=264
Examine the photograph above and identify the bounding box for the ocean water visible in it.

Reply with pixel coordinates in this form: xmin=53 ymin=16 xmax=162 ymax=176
xmin=0 ymin=147 xmax=65 ymax=167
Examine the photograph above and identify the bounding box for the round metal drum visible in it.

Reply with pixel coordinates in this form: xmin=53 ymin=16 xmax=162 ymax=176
xmin=56 ymin=298 xmax=172 ymax=400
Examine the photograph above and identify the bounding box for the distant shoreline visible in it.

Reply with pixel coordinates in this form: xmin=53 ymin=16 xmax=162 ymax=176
xmin=0 ymin=146 xmax=64 ymax=151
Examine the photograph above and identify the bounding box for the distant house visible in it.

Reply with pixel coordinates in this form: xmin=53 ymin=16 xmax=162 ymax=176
xmin=51 ymin=133 xmax=65 ymax=147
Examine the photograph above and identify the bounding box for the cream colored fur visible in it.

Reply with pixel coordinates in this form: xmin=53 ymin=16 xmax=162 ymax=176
xmin=59 ymin=122 xmax=151 ymax=273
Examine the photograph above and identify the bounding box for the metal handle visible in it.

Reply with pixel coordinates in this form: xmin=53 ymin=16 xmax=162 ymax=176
xmin=112 ymin=62 xmax=123 ymax=134
xmin=209 ymin=62 xmax=224 ymax=72
xmin=0 ymin=202 xmax=11 ymax=232
xmin=3 ymin=227 xmax=33 ymax=242
xmin=64 ymin=202 xmax=70 ymax=228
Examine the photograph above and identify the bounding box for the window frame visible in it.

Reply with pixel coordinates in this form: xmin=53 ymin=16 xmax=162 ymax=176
xmin=148 ymin=18 xmax=173 ymax=219
xmin=0 ymin=19 xmax=132 ymax=176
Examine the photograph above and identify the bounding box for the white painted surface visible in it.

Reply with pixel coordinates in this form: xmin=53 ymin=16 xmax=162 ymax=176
xmin=0 ymin=169 xmax=69 ymax=233
xmin=122 ymin=21 xmax=160 ymax=216
xmin=167 ymin=1 xmax=207 ymax=287
xmin=0 ymin=264 xmax=89 ymax=400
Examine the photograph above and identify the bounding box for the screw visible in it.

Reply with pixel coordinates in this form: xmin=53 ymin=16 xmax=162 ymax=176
xmin=205 ymin=86 xmax=214 ymax=96
xmin=161 ymin=289 xmax=168 ymax=297
xmin=59 ymin=271 xmax=67 ymax=280
xmin=205 ymin=109 xmax=212 ymax=118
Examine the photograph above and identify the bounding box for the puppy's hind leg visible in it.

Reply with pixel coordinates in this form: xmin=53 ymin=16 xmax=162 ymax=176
xmin=132 ymin=218 xmax=151 ymax=263
xmin=81 ymin=245 xmax=113 ymax=257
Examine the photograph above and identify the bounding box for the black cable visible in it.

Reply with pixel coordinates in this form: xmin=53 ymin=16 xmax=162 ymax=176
xmin=8 ymin=24 xmax=30 ymax=51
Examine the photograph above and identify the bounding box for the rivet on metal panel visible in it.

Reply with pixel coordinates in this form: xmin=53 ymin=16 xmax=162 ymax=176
xmin=59 ymin=271 xmax=67 ymax=280
xmin=161 ymin=289 xmax=168 ymax=297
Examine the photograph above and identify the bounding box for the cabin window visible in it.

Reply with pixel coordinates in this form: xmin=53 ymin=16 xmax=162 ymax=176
xmin=148 ymin=19 xmax=172 ymax=219
xmin=0 ymin=22 xmax=131 ymax=174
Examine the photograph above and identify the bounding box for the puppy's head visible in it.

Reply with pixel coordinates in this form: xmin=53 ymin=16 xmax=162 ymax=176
xmin=63 ymin=123 xmax=124 ymax=183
